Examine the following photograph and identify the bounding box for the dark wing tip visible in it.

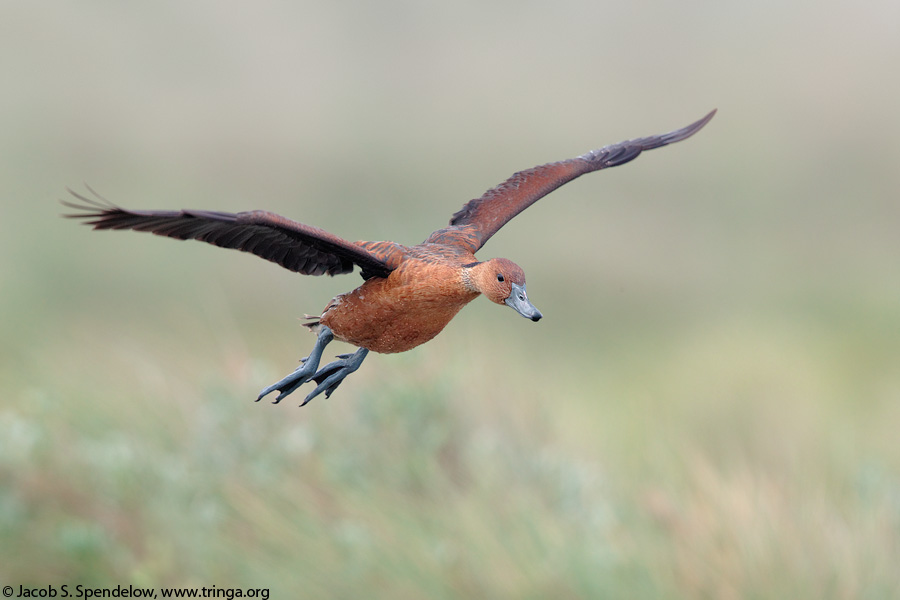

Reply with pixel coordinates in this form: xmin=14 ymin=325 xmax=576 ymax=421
xmin=579 ymin=108 xmax=717 ymax=169
xmin=60 ymin=185 xmax=118 ymax=218
xmin=638 ymin=108 xmax=717 ymax=151
xmin=60 ymin=186 xmax=131 ymax=230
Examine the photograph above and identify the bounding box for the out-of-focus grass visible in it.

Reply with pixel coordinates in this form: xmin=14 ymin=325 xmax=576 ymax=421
xmin=3 ymin=0 xmax=900 ymax=597
xmin=4 ymin=303 xmax=900 ymax=597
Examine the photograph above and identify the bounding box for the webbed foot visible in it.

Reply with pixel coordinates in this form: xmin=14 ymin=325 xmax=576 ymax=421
xmin=300 ymin=348 xmax=369 ymax=406
xmin=256 ymin=326 xmax=369 ymax=406
xmin=257 ymin=326 xmax=334 ymax=404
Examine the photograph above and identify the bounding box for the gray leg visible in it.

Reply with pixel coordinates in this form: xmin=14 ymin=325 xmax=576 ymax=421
xmin=301 ymin=348 xmax=369 ymax=406
xmin=257 ymin=326 xmax=334 ymax=404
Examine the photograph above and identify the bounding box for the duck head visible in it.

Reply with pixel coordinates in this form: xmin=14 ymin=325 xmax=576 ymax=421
xmin=467 ymin=258 xmax=542 ymax=322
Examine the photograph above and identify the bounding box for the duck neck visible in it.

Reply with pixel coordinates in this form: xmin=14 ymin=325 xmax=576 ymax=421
xmin=460 ymin=263 xmax=481 ymax=294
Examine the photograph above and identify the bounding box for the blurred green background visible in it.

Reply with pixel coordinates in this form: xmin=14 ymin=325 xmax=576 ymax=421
xmin=2 ymin=0 xmax=899 ymax=597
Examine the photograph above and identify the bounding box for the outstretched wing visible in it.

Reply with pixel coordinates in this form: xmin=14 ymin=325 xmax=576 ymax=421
xmin=63 ymin=187 xmax=394 ymax=279
xmin=446 ymin=110 xmax=716 ymax=252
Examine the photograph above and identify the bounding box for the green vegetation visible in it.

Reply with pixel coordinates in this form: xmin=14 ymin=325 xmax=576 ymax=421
xmin=4 ymin=296 xmax=900 ymax=597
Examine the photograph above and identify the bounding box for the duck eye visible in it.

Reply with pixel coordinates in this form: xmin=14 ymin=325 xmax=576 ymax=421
xmin=496 ymin=274 xmax=505 ymax=282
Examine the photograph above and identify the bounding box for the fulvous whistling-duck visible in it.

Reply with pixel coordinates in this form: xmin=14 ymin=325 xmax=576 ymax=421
xmin=65 ymin=110 xmax=715 ymax=405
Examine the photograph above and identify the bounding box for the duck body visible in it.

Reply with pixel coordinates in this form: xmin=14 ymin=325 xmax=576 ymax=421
xmin=320 ymin=236 xmax=535 ymax=354
xmin=318 ymin=242 xmax=480 ymax=353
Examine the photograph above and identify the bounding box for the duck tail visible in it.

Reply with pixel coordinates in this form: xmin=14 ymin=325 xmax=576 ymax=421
xmin=301 ymin=314 xmax=322 ymax=333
